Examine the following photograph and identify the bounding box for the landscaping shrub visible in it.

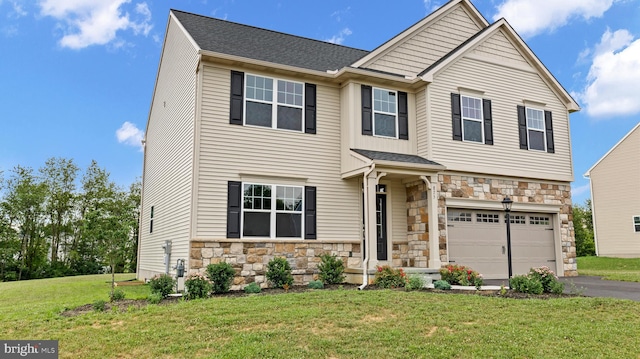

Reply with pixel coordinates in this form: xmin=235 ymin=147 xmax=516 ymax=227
xmin=439 ymin=264 xmax=484 ymax=289
xmin=266 ymin=257 xmax=294 ymax=288
xmin=317 ymin=254 xmax=345 ymax=284
xmin=529 ymin=266 xmax=564 ymax=294
xmin=147 ymin=292 xmax=163 ymax=304
xmin=148 ymin=273 xmax=175 ymax=298
xmin=109 ymin=288 xmax=126 ymax=302
xmin=373 ymin=265 xmax=407 ymax=288
xmin=405 ymin=275 xmax=425 ymax=291
xmin=184 ymin=272 xmax=213 ymax=300
xmin=308 ymin=280 xmax=324 ymax=289
xmin=93 ymin=299 xmax=106 ymax=312
xmin=244 ymin=282 xmax=261 ymax=294
xmin=206 ymin=262 xmax=236 ymax=294
xmin=509 ymin=274 xmax=544 ymax=295
xmin=433 ymin=280 xmax=452 ymax=290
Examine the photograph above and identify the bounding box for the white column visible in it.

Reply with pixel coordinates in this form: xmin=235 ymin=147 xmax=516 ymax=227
xmin=365 ymin=171 xmax=379 ymax=270
xmin=427 ymin=174 xmax=441 ymax=269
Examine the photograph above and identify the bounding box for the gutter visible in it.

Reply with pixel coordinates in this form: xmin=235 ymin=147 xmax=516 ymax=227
xmin=358 ymin=164 xmax=376 ymax=290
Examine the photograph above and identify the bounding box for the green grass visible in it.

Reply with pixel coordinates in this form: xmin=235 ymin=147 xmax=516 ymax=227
xmin=2 ymin=275 xmax=640 ymax=358
xmin=578 ymin=256 xmax=640 ymax=282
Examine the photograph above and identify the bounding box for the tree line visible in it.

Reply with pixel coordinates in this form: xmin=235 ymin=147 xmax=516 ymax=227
xmin=0 ymin=158 xmax=140 ymax=281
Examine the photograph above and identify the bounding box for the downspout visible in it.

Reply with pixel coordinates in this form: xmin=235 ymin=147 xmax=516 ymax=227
xmin=359 ymin=164 xmax=376 ymax=290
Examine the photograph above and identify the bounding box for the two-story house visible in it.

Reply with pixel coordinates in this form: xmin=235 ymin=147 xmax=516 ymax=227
xmin=137 ymin=0 xmax=579 ymax=288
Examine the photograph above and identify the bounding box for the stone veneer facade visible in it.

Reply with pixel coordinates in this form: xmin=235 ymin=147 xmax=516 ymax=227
xmin=190 ymin=240 xmax=362 ymax=290
xmin=403 ymin=174 xmax=577 ymax=277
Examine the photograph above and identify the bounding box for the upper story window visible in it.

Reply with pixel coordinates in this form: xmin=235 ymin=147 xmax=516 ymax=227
xmin=526 ymin=108 xmax=546 ymax=151
xmin=451 ymin=93 xmax=493 ymax=145
xmin=229 ymin=71 xmax=316 ymax=134
xmin=634 ymin=216 xmax=640 ymax=232
xmin=373 ymin=88 xmax=398 ymax=138
xmin=461 ymin=95 xmax=484 ymax=143
xmin=361 ymin=85 xmax=408 ymax=140
xmin=517 ymin=105 xmax=555 ymax=153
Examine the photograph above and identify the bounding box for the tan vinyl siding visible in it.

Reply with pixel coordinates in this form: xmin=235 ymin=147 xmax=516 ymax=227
xmin=425 ymin=51 xmax=573 ymax=182
xmin=364 ymin=6 xmax=481 ymax=76
xmin=416 ymin=88 xmax=428 ymax=156
xmin=471 ymin=30 xmax=529 ymax=67
xmin=196 ymin=65 xmax=361 ymax=240
xmin=139 ymin=17 xmax=197 ymax=276
xmin=389 ymin=179 xmax=408 ymax=244
xmin=590 ymin=126 xmax=640 ymax=256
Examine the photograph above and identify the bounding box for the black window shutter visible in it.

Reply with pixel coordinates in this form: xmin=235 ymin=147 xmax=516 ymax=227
xmin=483 ymin=99 xmax=493 ymax=145
xmin=545 ymin=110 xmax=554 ymax=153
xmin=361 ymin=85 xmax=373 ymax=136
xmin=229 ymin=71 xmax=244 ymax=125
xmin=304 ymin=186 xmax=317 ymax=239
xmin=398 ymin=91 xmax=409 ymax=140
xmin=517 ymin=105 xmax=528 ymax=150
xmin=305 ymin=83 xmax=316 ymax=134
xmin=227 ymin=181 xmax=242 ymax=238
xmin=451 ymin=93 xmax=462 ymax=141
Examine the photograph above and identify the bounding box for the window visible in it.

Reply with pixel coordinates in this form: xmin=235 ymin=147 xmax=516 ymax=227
xmin=506 ymin=215 xmax=526 ymax=224
xmin=634 ymin=216 xmax=640 ymax=232
xmin=448 ymin=211 xmax=472 ymax=222
xmin=476 ymin=213 xmax=499 ymax=223
xmin=361 ymin=85 xmax=408 ymax=140
xmin=373 ymin=88 xmax=397 ymax=138
xmin=229 ymin=71 xmax=316 ymax=134
xmin=245 ymin=74 xmax=304 ymax=131
xmin=530 ymin=216 xmax=550 ymax=226
xmin=451 ymin=93 xmax=493 ymax=145
xmin=242 ymin=183 xmax=303 ymax=238
xmin=150 ymin=206 xmax=154 ymax=233
xmin=461 ymin=96 xmax=483 ymax=142
xmin=526 ymin=108 xmax=546 ymax=151
xmin=517 ymin=105 xmax=554 ymax=153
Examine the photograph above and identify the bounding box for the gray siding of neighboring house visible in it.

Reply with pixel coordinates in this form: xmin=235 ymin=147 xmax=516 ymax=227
xmin=138 ymin=16 xmax=198 ymax=279
xmin=590 ymin=125 xmax=640 ymax=257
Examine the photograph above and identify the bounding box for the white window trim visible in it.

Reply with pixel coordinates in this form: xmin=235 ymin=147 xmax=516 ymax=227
xmin=372 ymin=87 xmax=399 ymax=139
xmin=460 ymin=95 xmax=484 ymax=143
xmin=240 ymin=182 xmax=305 ymax=239
xmin=243 ymin=73 xmax=305 ymax=133
xmin=633 ymin=215 xmax=640 ymax=233
xmin=526 ymin=107 xmax=546 ymax=152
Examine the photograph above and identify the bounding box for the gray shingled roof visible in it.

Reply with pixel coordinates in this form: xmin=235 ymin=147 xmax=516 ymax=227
xmin=172 ymin=10 xmax=370 ymax=72
xmin=351 ymin=149 xmax=442 ymax=166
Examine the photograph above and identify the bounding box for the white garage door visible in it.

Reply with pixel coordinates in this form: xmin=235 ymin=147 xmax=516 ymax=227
xmin=446 ymin=209 xmax=556 ymax=279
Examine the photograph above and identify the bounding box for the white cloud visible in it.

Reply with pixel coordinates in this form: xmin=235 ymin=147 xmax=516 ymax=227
xmin=423 ymin=0 xmax=445 ymax=13
xmin=576 ymin=29 xmax=640 ymax=118
xmin=493 ymin=0 xmax=616 ymax=38
xmin=325 ymin=28 xmax=352 ymax=45
xmin=329 ymin=6 xmax=350 ymax=22
xmin=39 ymin=0 xmax=153 ymax=49
xmin=571 ymin=184 xmax=591 ymax=198
xmin=8 ymin=0 xmax=27 ymax=17
xmin=116 ymin=121 xmax=144 ymax=151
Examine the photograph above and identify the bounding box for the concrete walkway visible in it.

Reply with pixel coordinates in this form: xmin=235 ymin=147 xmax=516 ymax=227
xmin=485 ymin=276 xmax=640 ymax=301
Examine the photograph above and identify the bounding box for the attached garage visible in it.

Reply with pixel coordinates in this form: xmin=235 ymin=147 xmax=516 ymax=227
xmin=446 ymin=208 xmax=557 ymax=279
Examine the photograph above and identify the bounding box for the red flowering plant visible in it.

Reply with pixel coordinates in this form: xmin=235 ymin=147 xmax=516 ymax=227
xmin=439 ymin=264 xmax=483 ymax=289
xmin=373 ymin=265 xmax=407 ymax=289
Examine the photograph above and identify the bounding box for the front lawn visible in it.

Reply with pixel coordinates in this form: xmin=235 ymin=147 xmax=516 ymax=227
xmin=2 ymin=274 xmax=640 ymax=358
xmin=578 ymin=256 xmax=640 ymax=282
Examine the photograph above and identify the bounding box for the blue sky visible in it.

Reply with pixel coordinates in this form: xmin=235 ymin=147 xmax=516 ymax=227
xmin=0 ymin=0 xmax=638 ymax=205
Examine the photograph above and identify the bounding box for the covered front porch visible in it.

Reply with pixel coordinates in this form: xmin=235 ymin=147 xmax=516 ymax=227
xmin=343 ymin=149 xmax=446 ymax=286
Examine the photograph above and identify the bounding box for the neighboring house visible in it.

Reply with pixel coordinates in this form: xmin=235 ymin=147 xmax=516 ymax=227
xmin=137 ymin=0 xmax=579 ymax=287
xmin=585 ymin=123 xmax=640 ymax=257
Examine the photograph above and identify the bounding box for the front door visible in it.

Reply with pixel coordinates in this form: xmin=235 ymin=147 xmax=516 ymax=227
xmin=376 ymin=186 xmax=388 ymax=260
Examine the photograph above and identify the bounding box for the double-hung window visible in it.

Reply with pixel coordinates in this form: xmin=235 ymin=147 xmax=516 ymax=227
xmin=245 ymin=74 xmax=304 ymax=131
xmin=634 ymin=216 xmax=640 ymax=233
xmin=229 ymin=70 xmax=316 ymax=134
xmin=526 ymin=108 xmax=546 ymax=151
xmin=461 ymin=95 xmax=483 ymax=143
xmin=373 ymin=88 xmax=397 ymax=138
xmin=242 ymin=183 xmax=303 ymax=238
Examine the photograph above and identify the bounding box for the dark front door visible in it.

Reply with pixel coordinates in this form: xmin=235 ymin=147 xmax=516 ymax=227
xmin=376 ymin=192 xmax=388 ymax=260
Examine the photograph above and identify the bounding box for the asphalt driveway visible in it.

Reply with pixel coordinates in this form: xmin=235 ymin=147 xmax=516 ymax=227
xmin=485 ymin=276 xmax=640 ymax=301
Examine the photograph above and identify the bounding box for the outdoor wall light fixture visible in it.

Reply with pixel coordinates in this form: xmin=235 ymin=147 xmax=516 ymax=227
xmin=501 ymin=196 xmax=513 ymax=279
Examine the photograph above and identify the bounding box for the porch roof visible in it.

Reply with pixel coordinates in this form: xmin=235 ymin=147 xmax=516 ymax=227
xmin=351 ymin=149 xmax=443 ymax=166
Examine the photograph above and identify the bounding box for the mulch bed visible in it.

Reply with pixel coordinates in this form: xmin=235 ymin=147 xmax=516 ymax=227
xmin=60 ymin=284 xmax=577 ymax=317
